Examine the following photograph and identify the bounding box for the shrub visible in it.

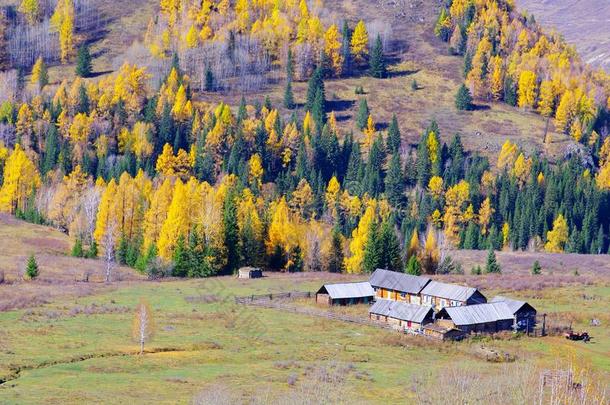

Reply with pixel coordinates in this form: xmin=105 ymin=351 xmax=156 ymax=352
xmin=71 ymin=238 xmax=84 ymax=257
xmin=411 ymin=79 xmax=418 ymax=91
xmin=531 ymin=260 xmax=541 ymax=275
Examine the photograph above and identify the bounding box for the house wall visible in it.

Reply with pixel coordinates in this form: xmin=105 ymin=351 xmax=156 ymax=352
xmin=316 ymin=293 xmax=330 ymax=305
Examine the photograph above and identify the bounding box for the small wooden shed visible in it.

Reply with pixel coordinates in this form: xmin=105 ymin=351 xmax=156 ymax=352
xmin=237 ymin=267 xmax=262 ymax=279
xmin=422 ymin=324 xmax=466 ymax=341
xmin=316 ymin=282 xmax=375 ymax=305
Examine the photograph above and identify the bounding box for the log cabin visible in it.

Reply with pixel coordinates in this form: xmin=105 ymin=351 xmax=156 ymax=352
xmin=435 ymin=302 xmax=519 ymax=334
xmin=368 ymin=299 xmax=434 ymax=332
xmin=420 ymin=280 xmax=487 ymax=310
xmin=315 ymin=282 xmax=375 ymax=305
xmin=369 ymin=269 xmax=431 ymax=304
xmin=490 ymin=296 xmax=537 ymax=332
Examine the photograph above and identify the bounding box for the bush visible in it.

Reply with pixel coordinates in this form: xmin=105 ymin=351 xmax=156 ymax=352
xmin=411 ymin=79 xmax=418 ymax=91
xmin=531 ymin=260 xmax=541 ymax=275
xmin=354 ymin=85 xmax=365 ymax=95
xmin=471 ymin=265 xmax=482 ymax=275
xmin=71 ymin=238 xmax=84 ymax=257
xmin=405 ymin=255 xmax=421 ymax=275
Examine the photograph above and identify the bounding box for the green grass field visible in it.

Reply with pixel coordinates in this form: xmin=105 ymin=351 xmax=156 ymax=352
xmin=1 ymin=273 xmax=608 ymax=404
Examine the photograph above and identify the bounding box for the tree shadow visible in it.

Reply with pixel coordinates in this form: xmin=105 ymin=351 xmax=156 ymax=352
xmin=470 ymin=104 xmax=491 ymax=111
xmin=88 ymin=70 xmax=114 ymax=78
xmin=388 ymin=68 xmax=420 ymax=79
xmin=335 ymin=114 xmax=351 ymax=123
xmin=326 ymin=99 xmax=355 ymax=112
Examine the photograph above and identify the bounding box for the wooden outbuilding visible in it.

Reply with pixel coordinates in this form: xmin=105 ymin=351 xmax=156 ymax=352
xmin=369 ymin=299 xmax=434 ymax=332
xmin=369 ymin=269 xmax=431 ymax=304
xmin=422 ymin=323 xmax=466 ymax=341
xmin=237 ymin=267 xmax=262 ymax=279
xmin=490 ymin=296 xmax=537 ymax=332
xmin=435 ymin=302 xmax=516 ymax=334
xmin=316 ymin=282 xmax=375 ymax=306
xmin=420 ymin=280 xmax=487 ymax=310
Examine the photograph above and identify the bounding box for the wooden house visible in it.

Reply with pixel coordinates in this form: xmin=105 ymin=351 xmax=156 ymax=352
xmin=490 ymin=296 xmax=537 ymax=332
xmin=435 ymin=302 xmax=517 ymax=334
xmin=368 ymin=299 xmax=434 ymax=332
xmin=369 ymin=269 xmax=431 ymax=304
xmin=315 ymin=282 xmax=375 ymax=306
xmin=237 ymin=267 xmax=262 ymax=279
xmin=420 ymin=280 xmax=486 ymax=310
xmin=422 ymin=323 xmax=466 ymax=341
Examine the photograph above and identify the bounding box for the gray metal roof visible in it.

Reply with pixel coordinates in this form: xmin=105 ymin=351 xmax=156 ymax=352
xmin=491 ymin=296 xmax=534 ymax=314
xmin=440 ymin=302 xmax=514 ymax=326
xmin=421 ymin=280 xmax=483 ymax=302
xmin=318 ymin=282 xmax=375 ymax=300
xmin=369 ymin=269 xmax=431 ymax=294
xmin=369 ymin=299 xmax=434 ymax=323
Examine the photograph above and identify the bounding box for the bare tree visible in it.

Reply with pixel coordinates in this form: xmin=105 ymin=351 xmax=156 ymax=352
xmin=132 ymin=298 xmax=154 ymax=355
xmin=81 ymin=186 xmax=101 ymax=245
xmin=101 ymin=219 xmax=117 ymax=283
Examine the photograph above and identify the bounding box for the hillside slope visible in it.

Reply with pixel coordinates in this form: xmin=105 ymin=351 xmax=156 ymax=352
xmin=518 ymin=0 xmax=610 ymax=72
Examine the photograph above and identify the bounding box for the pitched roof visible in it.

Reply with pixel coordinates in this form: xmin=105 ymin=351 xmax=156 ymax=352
xmin=491 ymin=296 xmax=536 ymax=314
xmin=439 ymin=302 xmax=514 ymax=326
xmin=369 ymin=269 xmax=431 ymax=294
xmin=421 ymin=280 xmax=484 ymax=302
xmin=369 ymin=299 xmax=434 ymax=323
xmin=318 ymin=282 xmax=375 ymax=300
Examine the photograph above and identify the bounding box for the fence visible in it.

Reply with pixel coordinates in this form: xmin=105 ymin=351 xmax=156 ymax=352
xmin=234 ymin=291 xmax=313 ymax=304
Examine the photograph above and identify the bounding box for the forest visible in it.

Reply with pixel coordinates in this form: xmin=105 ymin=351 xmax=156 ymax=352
xmin=0 ymin=0 xmax=609 ymax=280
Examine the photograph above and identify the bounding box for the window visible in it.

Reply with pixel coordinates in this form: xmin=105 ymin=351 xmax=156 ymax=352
xmin=400 ymin=293 xmax=406 ymax=298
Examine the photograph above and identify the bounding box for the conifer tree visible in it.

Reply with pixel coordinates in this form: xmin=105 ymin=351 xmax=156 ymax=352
xmin=369 ymin=34 xmax=386 ymax=78
xmin=71 ymin=237 xmax=84 ymax=257
xmin=87 ymin=240 xmax=98 ymax=258
xmin=327 ymin=227 xmax=345 ymax=273
xmin=356 ymin=98 xmax=369 ymax=130
xmin=385 ymin=153 xmax=404 ymax=206
xmin=379 ymin=220 xmax=402 ymax=271
xmin=25 ymin=254 xmax=39 ymax=279
xmin=172 ymin=235 xmax=189 ymax=277
xmin=283 ymin=79 xmax=295 ymax=109
xmin=204 ymin=66 xmax=214 ymax=91
xmin=455 ymin=84 xmax=473 ymax=110
xmin=386 ymin=114 xmax=401 ymax=152
xmin=405 ymin=255 xmax=421 ymax=275
xmin=31 ymin=57 xmax=48 ymax=90
xmin=485 ymin=247 xmax=501 ymax=273
xmin=340 ymin=20 xmax=352 ymax=75
xmin=75 ymin=43 xmax=92 ymax=77
xmin=362 ymin=221 xmax=381 ymax=273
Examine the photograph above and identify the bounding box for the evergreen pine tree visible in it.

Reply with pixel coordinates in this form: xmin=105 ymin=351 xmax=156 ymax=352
xmin=362 ymin=221 xmax=381 ymax=273
xmin=172 ymin=235 xmax=189 ymax=277
xmin=386 ymin=114 xmax=401 ymax=152
xmin=77 ymin=83 xmax=90 ymax=114
xmin=87 ymin=239 xmax=98 ymax=258
xmin=369 ymin=34 xmax=387 ymax=78
xmin=204 ymin=66 xmax=214 ymax=91
xmin=42 ymin=125 xmax=59 ymax=175
xmin=306 ymin=67 xmax=325 ymax=112
xmin=341 ymin=20 xmax=352 ymax=75
xmin=385 ymin=153 xmax=404 ymax=206
xmin=405 ymin=255 xmax=421 ymax=275
xmin=455 ymin=84 xmax=473 ymax=110
xmin=25 ymin=254 xmax=39 ymax=279
xmin=327 ymin=227 xmax=345 ymax=273
xmin=356 ymin=98 xmax=369 ymax=130
xmin=71 ymin=238 xmax=84 ymax=257
xmin=379 ymin=220 xmax=403 ymax=271
xmin=117 ymin=236 xmax=129 ymax=265
xmin=283 ymin=79 xmax=295 ymax=109
xmin=462 ymin=222 xmax=479 ymax=249
xmin=504 ymin=77 xmax=517 ymax=106
xmin=485 ymin=247 xmax=501 ymax=273
xmin=75 ymin=44 xmax=92 ymax=77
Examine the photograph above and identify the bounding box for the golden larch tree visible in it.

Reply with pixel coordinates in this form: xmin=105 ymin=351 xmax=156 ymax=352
xmin=545 ymin=214 xmax=569 ymax=253
xmin=0 ymin=144 xmax=41 ymax=213
xmin=350 ymin=20 xmax=368 ymax=65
